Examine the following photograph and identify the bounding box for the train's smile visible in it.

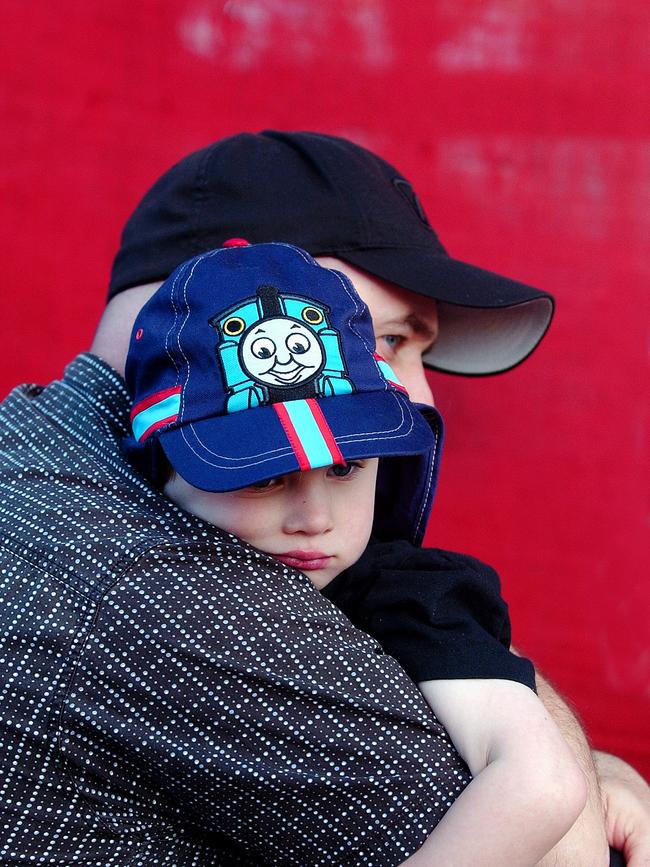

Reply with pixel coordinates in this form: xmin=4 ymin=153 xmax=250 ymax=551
xmin=263 ymin=360 xmax=316 ymax=383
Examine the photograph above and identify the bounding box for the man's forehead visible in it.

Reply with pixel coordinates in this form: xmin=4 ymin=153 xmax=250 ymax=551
xmin=315 ymin=256 xmax=438 ymax=328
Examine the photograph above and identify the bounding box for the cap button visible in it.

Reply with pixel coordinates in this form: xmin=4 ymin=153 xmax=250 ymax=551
xmin=222 ymin=238 xmax=250 ymax=248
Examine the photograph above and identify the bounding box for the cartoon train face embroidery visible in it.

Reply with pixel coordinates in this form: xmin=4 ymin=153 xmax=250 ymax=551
xmin=208 ymin=284 xmax=354 ymax=413
xmin=240 ymin=316 xmax=324 ymax=388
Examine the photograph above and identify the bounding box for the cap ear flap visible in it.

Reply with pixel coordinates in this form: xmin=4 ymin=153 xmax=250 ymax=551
xmin=372 ymin=405 xmax=443 ymax=546
xmin=372 ymin=453 xmax=432 ymax=547
xmin=122 ymin=434 xmax=170 ymax=490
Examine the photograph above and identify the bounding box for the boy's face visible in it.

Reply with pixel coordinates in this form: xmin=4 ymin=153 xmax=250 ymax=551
xmin=164 ymin=459 xmax=379 ymax=589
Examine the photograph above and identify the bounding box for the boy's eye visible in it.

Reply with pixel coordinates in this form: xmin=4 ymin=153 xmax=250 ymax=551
xmin=247 ymin=477 xmax=281 ymax=491
xmin=328 ymin=462 xmax=361 ymax=479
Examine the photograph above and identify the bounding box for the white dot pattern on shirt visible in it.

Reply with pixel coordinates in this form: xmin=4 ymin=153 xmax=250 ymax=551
xmin=0 ymin=355 xmax=470 ymax=865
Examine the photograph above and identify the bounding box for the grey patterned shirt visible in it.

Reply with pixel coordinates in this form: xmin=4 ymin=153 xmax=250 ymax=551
xmin=0 ymin=354 xmax=470 ymax=866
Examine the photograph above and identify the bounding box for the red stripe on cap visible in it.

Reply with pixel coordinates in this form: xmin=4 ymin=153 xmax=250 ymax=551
xmin=273 ymin=403 xmax=311 ymax=471
xmin=306 ymin=399 xmax=345 ymax=465
xmin=130 ymin=385 xmax=182 ymax=421
xmin=137 ymin=414 xmax=179 ymax=443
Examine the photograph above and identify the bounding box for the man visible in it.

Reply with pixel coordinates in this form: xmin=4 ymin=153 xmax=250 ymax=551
xmin=0 ymin=130 xmax=646 ymax=864
xmin=104 ymin=130 xmax=650 ymax=863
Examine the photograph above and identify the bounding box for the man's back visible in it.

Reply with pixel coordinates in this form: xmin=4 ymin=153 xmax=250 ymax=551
xmin=0 ymin=354 xmax=227 ymax=863
xmin=0 ymin=354 xmax=470 ymax=865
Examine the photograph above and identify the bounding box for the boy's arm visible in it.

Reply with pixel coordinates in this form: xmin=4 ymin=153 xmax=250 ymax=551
xmin=328 ymin=543 xmax=617 ymax=864
xmin=403 ymin=679 xmax=588 ymax=867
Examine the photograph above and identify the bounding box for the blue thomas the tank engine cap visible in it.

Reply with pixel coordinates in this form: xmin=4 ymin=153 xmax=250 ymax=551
xmin=124 ymin=242 xmax=443 ymax=546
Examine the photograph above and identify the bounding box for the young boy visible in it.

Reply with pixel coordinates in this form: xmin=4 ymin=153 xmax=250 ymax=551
xmin=124 ymin=241 xmax=587 ymax=866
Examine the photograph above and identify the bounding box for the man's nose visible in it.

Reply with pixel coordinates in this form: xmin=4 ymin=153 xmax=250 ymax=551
xmin=282 ymin=475 xmax=333 ymax=536
xmin=405 ymin=362 xmax=435 ymax=406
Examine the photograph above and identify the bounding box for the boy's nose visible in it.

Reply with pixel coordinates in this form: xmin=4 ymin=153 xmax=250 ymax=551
xmin=282 ymin=475 xmax=333 ymax=536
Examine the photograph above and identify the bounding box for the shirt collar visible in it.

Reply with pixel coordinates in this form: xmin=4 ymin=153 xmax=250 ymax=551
xmin=60 ymin=353 xmax=131 ymax=436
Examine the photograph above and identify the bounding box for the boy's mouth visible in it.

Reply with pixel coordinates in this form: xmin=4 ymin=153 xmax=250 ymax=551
xmin=274 ymin=550 xmax=332 ymax=571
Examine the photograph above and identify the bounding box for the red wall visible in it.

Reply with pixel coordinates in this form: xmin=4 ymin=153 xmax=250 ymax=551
xmin=2 ymin=1 xmax=648 ymax=778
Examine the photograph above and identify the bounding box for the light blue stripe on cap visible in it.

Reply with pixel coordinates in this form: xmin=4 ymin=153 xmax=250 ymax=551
xmin=132 ymin=392 xmax=181 ymax=441
xmin=283 ymin=400 xmax=334 ymax=468
xmin=377 ymin=358 xmax=404 ymax=388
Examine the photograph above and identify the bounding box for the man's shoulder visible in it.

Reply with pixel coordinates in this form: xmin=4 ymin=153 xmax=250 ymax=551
xmin=0 ymin=353 xmax=129 ymax=465
xmin=0 ymin=353 xmax=216 ymax=591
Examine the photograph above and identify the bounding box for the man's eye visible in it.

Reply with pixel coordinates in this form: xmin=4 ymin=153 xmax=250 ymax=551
xmin=381 ymin=335 xmax=403 ymax=351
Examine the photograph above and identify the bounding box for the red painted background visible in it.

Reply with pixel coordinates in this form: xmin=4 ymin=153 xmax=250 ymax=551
xmin=1 ymin=1 xmax=648 ymax=777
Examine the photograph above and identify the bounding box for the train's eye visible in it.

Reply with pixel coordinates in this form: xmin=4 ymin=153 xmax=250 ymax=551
xmin=223 ymin=316 xmax=245 ymax=336
xmin=286 ymin=334 xmax=310 ymax=355
xmin=251 ymin=337 xmax=276 ymax=359
xmin=302 ymin=307 xmax=323 ymax=325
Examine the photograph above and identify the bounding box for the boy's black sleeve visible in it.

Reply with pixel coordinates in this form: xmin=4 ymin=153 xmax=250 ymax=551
xmin=323 ymin=539 xmax=536 ymax=690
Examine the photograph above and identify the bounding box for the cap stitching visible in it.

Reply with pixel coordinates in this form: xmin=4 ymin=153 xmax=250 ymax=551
xmin=164 ymin=261 xmax=185 ymax=383
xmin=412 ymin=419 xmax=440 ymax=543
xmin=175 ymin=248 xmax=231 ymax=420
xmin=319 ymin=241 xmax=440 ymax=253
xmin=178 ymin=391 xmax=413 ymax=469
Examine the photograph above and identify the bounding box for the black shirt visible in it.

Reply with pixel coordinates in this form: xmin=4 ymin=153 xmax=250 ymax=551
xmin=325 ymin=540 xmax=535 ymax=688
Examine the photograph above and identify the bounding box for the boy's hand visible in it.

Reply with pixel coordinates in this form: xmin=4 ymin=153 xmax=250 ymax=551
xmin=596 ymin=751 xmax=650 ymax=866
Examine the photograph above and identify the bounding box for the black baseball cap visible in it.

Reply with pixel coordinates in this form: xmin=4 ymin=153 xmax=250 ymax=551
xmin=109 ymin=130 xmax=554 ymax=375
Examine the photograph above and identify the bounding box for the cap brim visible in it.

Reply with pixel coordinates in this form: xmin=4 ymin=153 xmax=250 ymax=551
xmin=158 ymin=390 xmax=441 ymax=546
xmin=336 ymin=247 xmax=554 ymax=375
xmin=159 ymin=390 xmax=437 ymax=490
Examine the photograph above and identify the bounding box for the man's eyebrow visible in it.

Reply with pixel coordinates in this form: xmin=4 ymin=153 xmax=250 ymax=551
xmin=405 ymin=314 xmax=438 ymax=343
xmin=290 ymin=323 xmax=301 ymax=330
xmin=380 ymin=314 xmax=438 ymax=349
xmin=253 ymin=327 xmax=266 ymax=335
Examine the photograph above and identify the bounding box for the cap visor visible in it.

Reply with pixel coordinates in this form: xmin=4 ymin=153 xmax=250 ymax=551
xmin=158 ymin=390 xmax=439 ymax=493
xmin=336 ymin=247 xmax=554 ymax=374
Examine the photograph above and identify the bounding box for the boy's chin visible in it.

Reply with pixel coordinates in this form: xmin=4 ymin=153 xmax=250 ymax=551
xmin=307 ymin=570 xmax=339 ymax=591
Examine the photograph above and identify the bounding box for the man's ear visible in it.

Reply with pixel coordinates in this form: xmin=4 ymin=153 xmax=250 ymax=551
xmin=90 ymin=282 xmax=163 ymax=376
